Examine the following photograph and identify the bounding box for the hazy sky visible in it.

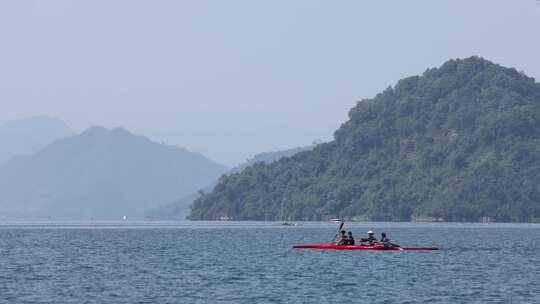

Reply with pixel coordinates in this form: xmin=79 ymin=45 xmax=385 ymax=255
xmin=1 ymin=1 xmax=539 ymax=165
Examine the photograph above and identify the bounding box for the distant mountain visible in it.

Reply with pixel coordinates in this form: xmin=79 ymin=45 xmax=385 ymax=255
xmin=190 ymin=57 xmax=540 ymax=222
xmin=0 ymin=126 xmax=229 ymax=220
xmin=144 ymin=145 xmax=314 ymax=220
xmin=0 ymin=116 xmax=74 ymax=164
xmin=144 ymin=192 xmax=200 ymax=221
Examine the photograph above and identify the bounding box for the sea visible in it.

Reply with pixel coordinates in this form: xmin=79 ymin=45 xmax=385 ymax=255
xmin=1 ymin=221 xmax=539 ymax=304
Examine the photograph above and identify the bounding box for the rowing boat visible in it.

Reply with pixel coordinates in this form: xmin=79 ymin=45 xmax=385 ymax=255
xmin=292 ymin=243 xmax=438 ymax=250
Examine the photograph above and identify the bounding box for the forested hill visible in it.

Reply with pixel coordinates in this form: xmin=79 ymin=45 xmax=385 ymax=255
xmin=190 ymin=57 xmax=540 ymax=222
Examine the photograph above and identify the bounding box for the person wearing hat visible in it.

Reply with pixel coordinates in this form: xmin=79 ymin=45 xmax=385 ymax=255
xmin=360 ymin=230 xmax=379 ymax=245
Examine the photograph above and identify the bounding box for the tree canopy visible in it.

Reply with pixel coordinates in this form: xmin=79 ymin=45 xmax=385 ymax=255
xmin=190 ymin=57 xmax=540 ymax=222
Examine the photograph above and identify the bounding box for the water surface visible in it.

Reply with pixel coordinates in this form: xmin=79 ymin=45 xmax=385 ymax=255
xmin=1 ymin=221 xmax=539 ymax=303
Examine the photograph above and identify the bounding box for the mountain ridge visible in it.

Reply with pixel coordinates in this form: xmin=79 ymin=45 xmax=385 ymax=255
xmin=0 ymin=116 xmax=74 ymax=164
xmin=190 ymin=56 xmax=540 ymax=222
xmin=0 ymin=126 xmax=229 ymax=220
xmin=144 ymin=144 xmax=315 ymax=220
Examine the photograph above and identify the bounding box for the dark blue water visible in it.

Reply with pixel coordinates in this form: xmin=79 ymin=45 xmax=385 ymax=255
xmin=1 ymin=222 xmax=539 ymax=303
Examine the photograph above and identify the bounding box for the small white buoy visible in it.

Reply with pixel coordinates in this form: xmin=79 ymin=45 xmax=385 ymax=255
xmin=122 ymin=215 xmax=127 ymax=220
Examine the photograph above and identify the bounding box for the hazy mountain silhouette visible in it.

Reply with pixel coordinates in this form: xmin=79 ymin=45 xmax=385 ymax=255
xmin=0 ymin=126 xmax=229 ymax=220
xmin=0 ymin=116 xmax=74 ymax=164
xmin=145 ymin=145 xmax=314 ymax=220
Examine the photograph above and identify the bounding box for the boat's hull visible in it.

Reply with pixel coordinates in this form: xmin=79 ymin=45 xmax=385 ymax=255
xmin=292 ymin=243 xmax=438 ymax=250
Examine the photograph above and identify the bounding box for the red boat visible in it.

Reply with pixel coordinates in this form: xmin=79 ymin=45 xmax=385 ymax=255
xmin=292 ymin=243 xmax=438 ymax=250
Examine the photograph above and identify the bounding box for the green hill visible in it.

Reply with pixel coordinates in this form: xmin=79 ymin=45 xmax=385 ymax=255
xmin=190 ymin=57 xmax=540 ymax=222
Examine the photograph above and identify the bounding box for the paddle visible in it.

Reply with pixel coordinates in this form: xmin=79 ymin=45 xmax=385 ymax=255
xmin=382 ymin=241 xmax=403 ymax=250
xmin=390 ymin=242 xmax=403 ymax=250
xmin=330 ymin=221 xmax=344 ymax=243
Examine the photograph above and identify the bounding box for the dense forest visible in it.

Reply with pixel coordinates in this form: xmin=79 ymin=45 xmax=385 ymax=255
xmin=190 ymin=57 xmax=540 ymax=222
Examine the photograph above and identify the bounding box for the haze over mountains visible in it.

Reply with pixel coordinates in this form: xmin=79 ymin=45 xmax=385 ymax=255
xmin=145 ymin=145 xmax=315 ymax=220
xmin=4 ymin=57 xmax=540 ymax=223
xmin=0 ymin=116 xmax=73 ymax=164
xmin=0 ymin=116 xmax=314 ymax=221
xmin=0 ymin=126 xmax=229 ymax=220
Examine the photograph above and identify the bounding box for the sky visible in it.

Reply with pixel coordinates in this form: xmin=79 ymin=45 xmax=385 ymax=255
xmin=0 ymin=1 xmax=539 ymax=166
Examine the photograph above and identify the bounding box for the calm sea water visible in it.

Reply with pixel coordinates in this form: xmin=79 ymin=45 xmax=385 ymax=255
xmin=1 ymin=221 xmax=539 ymax=304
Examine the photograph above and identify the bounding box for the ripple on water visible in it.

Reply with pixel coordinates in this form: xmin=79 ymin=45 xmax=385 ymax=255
xmin=0 ymin=222 xmax=539 ymax=303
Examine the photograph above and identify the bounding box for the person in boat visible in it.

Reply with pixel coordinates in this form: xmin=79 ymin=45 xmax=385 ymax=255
xmin=346 ymin=231 xmax=355 ymax=245
xmin=336 ymin=230 xmax=348 ymax=245
xmin=360 ymin=230 xmax=379 ymax=245
xmin=380 ymin=232 xmax=390 ymax=246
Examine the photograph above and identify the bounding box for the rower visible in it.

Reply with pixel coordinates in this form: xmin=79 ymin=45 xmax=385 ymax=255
xmin=346 ymin=231 xmax=355 ymax=245
xmin=380 ymin=232 xmax=390 ymax=246
xmin=361 ymin=230 xmax=378 ymax=244
xmin=336 ymin=230 xmax=347 ymax=245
